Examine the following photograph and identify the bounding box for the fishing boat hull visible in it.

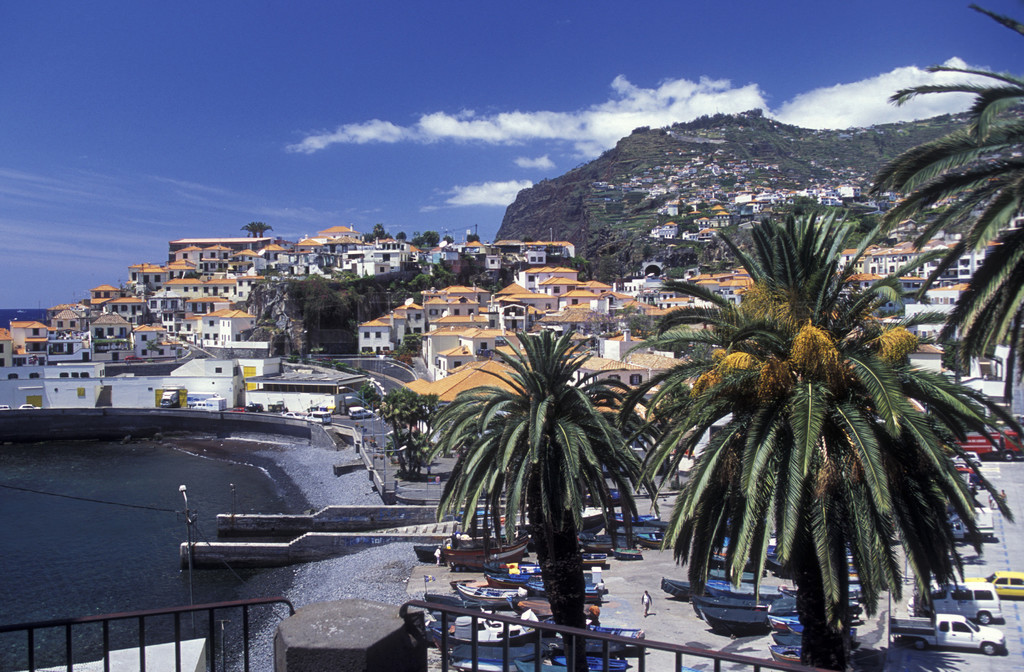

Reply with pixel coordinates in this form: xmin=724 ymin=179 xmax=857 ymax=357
xmin=444 ymin=536 xmax=530 ymax=571
xmin=612 ymin=548 xmax=643 ymax=561
xmin=768 ymin=644 xmax=801 ymax=663
xmin=453 ymin=581 xmax=523 ymax=607
xmin=699 ymin=605 xmax=770 ymax=637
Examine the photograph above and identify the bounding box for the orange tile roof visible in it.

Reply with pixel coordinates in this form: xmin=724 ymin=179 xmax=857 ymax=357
xmin=404 ymin=360 xmax=515 ymax=402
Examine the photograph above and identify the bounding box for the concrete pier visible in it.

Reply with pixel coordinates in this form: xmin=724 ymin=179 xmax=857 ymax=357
xmin=181 ymin=521 xmax=458 ymax=568
xmin=217 ymin=505 xmax=443 ymax=538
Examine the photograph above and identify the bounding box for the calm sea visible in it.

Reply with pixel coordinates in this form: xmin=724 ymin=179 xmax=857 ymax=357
xmin=0 ymin=307 xmax=47 ymax=327
xmin=0 ymin=438 xmax=295 ymax=667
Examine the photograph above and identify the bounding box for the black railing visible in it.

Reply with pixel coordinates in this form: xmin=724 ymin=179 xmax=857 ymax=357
xmin=400 ymin=599 xmax=826 ymax=672
xmin=0 ymin=597 xmax=294 ymax=672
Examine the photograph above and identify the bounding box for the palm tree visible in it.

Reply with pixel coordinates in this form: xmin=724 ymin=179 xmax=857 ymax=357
xmin=241 ymin=221 xmax=273 ymax=238
xmin=429 ymin=331 xmax=649 ymax=641
xmin=871 ymin=5 xmax=1024 ymax=381
xmin=631 ymin=213 xmax=1014 ymax=670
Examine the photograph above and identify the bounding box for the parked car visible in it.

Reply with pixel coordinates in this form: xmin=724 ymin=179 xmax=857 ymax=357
xmin=891 ymin=613 xmax=1005 ymax=655
xmin=966 ymin=571 xmax=1024 ymax=599
xmin=0 ymin=404 xmax=11 ymax=410
xmin=280 ymin=411 xmax=305 ymax=419
xmin=18 ymin=404 xmax=38 ymax=409
xmin=245 ymin=403 xmax=264 ymax=413
xmin=925 ymin=584 xmax=1002 ymax=624
xmin=348 ymin=406 xmax=374 ymax=420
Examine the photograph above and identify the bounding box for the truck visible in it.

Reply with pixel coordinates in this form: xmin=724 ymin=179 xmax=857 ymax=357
xmin=958 ymin=431 xmax=1022 ymax=461
xmin=949 ymin=507 xmax=994 ymax=542
xmin=158 ymin=388 xmax=187 ymax=408
xmin=191 ymin=395 xmax=227 ymax=412
xmin=890 ymin=613 xmax=1005 ymax=655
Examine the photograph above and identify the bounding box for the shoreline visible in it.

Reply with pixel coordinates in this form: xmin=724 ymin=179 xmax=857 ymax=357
xmin=167 ymin=431 xmax=422 ymax=671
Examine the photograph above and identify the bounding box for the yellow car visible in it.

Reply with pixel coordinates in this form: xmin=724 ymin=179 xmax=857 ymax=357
xmin=966 ymin=572 xmax=1024 ymax=599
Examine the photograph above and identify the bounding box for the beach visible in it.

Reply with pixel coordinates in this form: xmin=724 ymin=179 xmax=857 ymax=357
xmin=173 ymin=433 xmax=423 ymax=671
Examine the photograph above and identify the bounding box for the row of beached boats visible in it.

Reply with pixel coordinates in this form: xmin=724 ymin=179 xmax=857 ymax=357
xmin=420 ymin=553 xmax=648 ymax=671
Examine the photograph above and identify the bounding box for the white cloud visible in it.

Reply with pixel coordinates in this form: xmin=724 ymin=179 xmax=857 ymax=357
xmin=515 ymin=155 xmax=555 ymax=170
xmin=773 ymin=58 xmax=980 ymax=129
xmin=289 ymin=75 xmax=768 ymax=158
xmin=288 ymin=59 xmax=987 ymax=158
xmin=445 ymin=180 xmax=533 ymax=207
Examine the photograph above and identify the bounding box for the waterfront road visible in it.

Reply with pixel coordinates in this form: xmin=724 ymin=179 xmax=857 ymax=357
xmin=405 ymin=461 xmax=1024 ymax=672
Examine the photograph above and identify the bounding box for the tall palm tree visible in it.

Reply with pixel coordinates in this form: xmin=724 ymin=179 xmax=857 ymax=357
xmin=241 ymin=221 xmax=273 ymax=238
xmin=429 ymin=331 xmax=649 ymax=638
xmin=871 ymin=5 xmax=1024 ymax=378
xmin=631 ymin=213 xmax=1014 ymax=670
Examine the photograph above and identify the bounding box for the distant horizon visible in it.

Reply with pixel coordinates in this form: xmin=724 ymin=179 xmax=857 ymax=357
xmin=2 ymin=1 xmax=1021 ymax=307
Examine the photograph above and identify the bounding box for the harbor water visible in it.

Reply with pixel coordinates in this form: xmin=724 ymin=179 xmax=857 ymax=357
xmin=0 ymin=437 xmax=299 ymax=667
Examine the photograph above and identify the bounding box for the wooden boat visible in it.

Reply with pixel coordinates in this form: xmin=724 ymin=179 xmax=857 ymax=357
xmin=449 ymin=643 xmax=541 ymax=671
xmin=703 ymin=580 xmax=786 ymax=600
xmin=767 ymin=614 xmax=803 ymax=633
xmin=414 ymin=544 xmax=441 ymax=563
xmin=483 ymin=560 xmax=543 ymax=575
xmin=692 ymin=594 xmax=772 ymax=618
xmin=698 ymin=604 xmax=770 ymax=637
xmin=486 ymin=572 xmax=534 ymax=589
xmin=771 ymin=631 xmax=802 ymax=647
xmin=660 ymin=577 xmax=692 ymax=600
xmin=453 ymin=580 xmax=524 ymax=607
xmin=427 ymin=619 xmax=538 ymax=650
xmin=589 ymin=625 xmax=645 ymax=640
xmin=508 ymin=596 xmax=553 ymax=619
xmin=612 ymin=548 xmax=643 ymax=561
xmin=578 ymin=533 xmax=614 ymax=553
xmin=581 ymin=552 xmax=608 ymax=567
xmin=768 ymin=644 xmax=801 ymax=663
xmin=444 ymin=536 xmax=530 ymax=571
xmin=524 ymin=576 xmax=607 ymax=603
xmin=634 ymin=531 xmax=664 ymax=550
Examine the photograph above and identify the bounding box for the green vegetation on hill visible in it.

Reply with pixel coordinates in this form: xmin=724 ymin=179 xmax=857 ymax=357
xmin=497 ymin=109 xmax=972 ymax=277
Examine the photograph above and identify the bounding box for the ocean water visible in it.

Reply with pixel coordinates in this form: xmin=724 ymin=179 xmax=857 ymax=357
xmin=0 ymin=308 xmax=47 ymax=327
xmin=0 ymin=438 xmax=297 ymax=667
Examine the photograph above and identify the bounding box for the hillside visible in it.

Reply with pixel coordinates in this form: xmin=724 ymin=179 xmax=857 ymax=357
xmin=496 ymin=109 xmax=970 ymax=274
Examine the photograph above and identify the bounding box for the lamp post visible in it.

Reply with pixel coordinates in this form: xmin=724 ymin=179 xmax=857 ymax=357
xmin=179 ymin=484 xmax=195 ymax=630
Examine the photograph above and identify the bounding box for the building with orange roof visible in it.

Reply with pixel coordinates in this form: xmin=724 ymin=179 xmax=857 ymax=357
xmin=168 ymin=237 xmax=272 ymax=258
xmin=105 ymin=296 xmax=148 ymax=325
xmin=576 ymin=356 xmax=649 ymax=387
xmin=199 ymin=309 xmax=255 ymax=348
xmin=405 ymin=359 xmax=515 ymax=402
xmin=358 ymin=317 xmax=394 ymax=354
xmin=0 ymin=328 xmax=12 ymax=367
xmin=515 ymin=265 xmax=579 ymax=292
xmin=90 ymin=284 xmax=122 ymax=305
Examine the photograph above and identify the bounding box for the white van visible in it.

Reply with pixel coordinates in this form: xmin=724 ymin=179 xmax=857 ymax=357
xmin=306 ymin=410 xmax=333 ymax=425
xmin=348 ymin=406 xmax=374 ymax=420
xmin=929 ymin=583 xmax=1003 ymax=625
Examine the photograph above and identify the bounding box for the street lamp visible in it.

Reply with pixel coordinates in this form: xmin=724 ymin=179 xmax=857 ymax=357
xmin=180 ymin=484 xmax=195 ymax=629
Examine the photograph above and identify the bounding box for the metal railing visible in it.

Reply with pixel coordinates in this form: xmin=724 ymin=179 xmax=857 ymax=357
xmin=400 ymin=599 xmax=826 ymax=672
xmin=0 ymin=597 xmax=294 ymax=672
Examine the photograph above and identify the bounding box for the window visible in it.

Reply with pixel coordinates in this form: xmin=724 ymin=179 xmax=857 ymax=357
xmin=973 ymin=590 xmax=993 ymax=600
xmin=59 ymin=372 xmax=69 ymax=378
xmin=629 ymin=374 xmax=643 ymax=385
xmin=939 ymin=622 xmax=950 ymax=632
xmin=215 ymin=367 xmax=223 ymax=374
xmin=1011 ymin=578 xmax=1024 ymax=587
xmin=952 ymin=622 xmax=971 ymax=633
xmin=608 ymin=374 xmax=620 ymax=382
xmin=951 ymin=587 xmax=972 ymax=601
xmin=7 ymin=373 xmax=17 ymax=379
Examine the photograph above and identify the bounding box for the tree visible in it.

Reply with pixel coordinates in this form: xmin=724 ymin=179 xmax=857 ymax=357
xmin=411 ymin=231 xmax=440 ymax=248
xmin=871 ymin=5 xmax=1024 ymax=381
xmin=242 ymin=221 xmax=273 ymax=238
xmin=366 ymin=223 xmax=388 ymax=242
xmin=466 ymin=233 xmax=480 ymax=243
xmin=631 ymin=213 xmax=1014 ymax=669
xmin=380 ymin=387 xmax=438 ymax=475
xmin=429 ymin=331 xmax=649 ymax=659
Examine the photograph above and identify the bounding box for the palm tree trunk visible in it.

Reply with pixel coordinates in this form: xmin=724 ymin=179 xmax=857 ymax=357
xmin=794 ymin=549 xmax=847 ymax=670
xmin=527 ymin=481 xmax=587 ymax=669
xmin=1003 ymin=310 xmax=1021 ymax=405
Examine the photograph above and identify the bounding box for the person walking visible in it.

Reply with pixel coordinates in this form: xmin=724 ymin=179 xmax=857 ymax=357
xmin=642 ymin=590 xmax=652 ymax=617
xmin=434 ymin=546 xmax=442 ymax=566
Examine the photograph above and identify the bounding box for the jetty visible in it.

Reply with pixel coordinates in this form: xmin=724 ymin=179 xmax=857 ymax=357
xmin=182 ymin=505 xmax=458 ymax=568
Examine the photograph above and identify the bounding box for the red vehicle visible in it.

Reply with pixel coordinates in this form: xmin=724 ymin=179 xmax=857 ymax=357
xmin=958 ymin=431 xmax=1022 ymax=462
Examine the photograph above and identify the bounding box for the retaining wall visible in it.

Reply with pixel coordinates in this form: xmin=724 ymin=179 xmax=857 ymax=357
xmin=0 ymin=408 xmax=335 ymax=449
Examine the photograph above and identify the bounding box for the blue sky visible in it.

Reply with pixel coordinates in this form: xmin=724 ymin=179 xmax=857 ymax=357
xmin=1 ymin=1 xmax=1021 ymax=308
